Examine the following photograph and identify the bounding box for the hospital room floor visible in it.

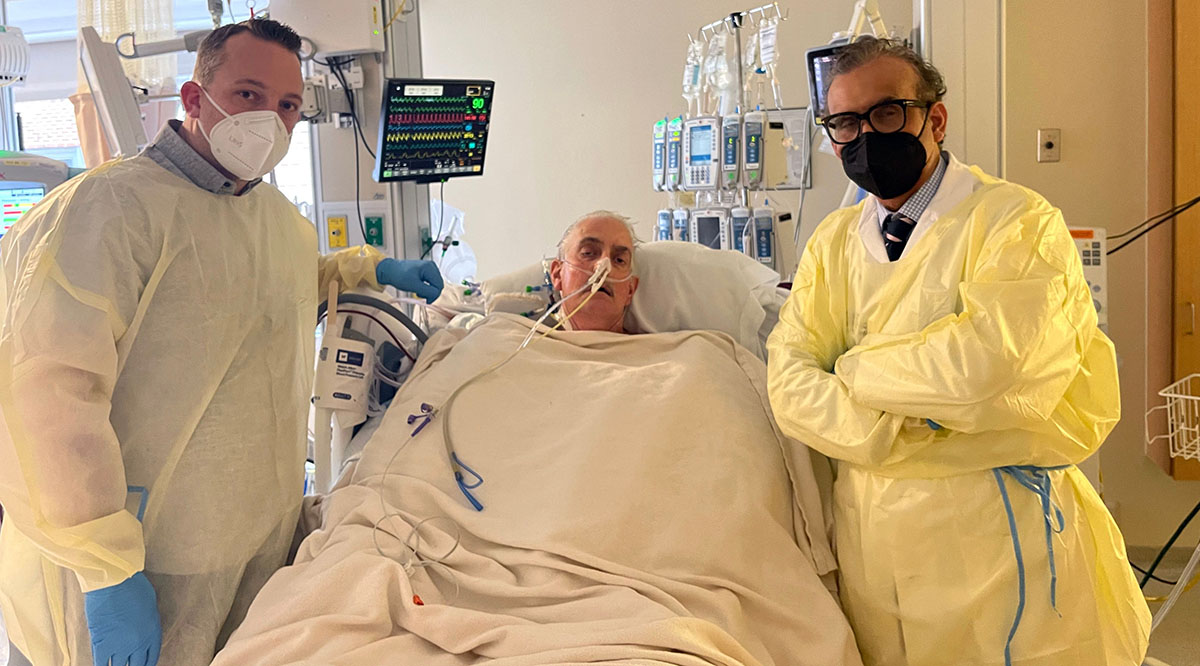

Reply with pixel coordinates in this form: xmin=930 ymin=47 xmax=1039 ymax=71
xmin=0 ymin=560 xmax=1196 ymax=666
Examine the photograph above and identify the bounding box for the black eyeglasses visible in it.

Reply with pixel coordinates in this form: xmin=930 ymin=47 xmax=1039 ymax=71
xmin=819 ymin=99 xmax=931 ymax=145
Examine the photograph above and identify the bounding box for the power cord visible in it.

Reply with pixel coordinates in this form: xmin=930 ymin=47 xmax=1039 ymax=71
xmin=421 ymin=179 xmax=447 ymax=260
xmin=314 ymin=56 xmax=374 ymax=243
xmin=325 ymin=57 xmax=377 ymax=160
xmin=1132 ymin=562 xmax=1178 ymax=586
xmin=1107 ymin=194 xmax=1200 ymax=256
xmin=351 ymin=107 xmax=367 ymax=242
xmin=1138 ymin=497 xmax=1200 ymax=589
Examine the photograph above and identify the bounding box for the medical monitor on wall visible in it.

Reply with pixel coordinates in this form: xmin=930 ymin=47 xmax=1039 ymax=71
xmin=79 ymin=26 xmax=148 ymax=157
xmin=0 ymin=183 xmax=45 ymax=240
xmin=374 ymin=78 xmax=495 ymax=184
xmin=805 ymin=43 xmax=845 ymax=120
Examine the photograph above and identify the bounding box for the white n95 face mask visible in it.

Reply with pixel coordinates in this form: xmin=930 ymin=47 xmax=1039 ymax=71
xmin=198 ymin=86 xmax=292 ymax=180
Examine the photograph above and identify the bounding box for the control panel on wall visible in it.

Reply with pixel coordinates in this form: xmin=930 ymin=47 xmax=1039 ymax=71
xmin=320 ymin=200 xmax=392 ymax=255
xmin=1069 ymin=227 xmax=1108 ymax=331
xmin=375 ymin=78 xmax=494 ymax=183
xmin=682 ymin=116 xmax=720 ymax=190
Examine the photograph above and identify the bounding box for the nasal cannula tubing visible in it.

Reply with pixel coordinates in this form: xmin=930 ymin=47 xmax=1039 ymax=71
xmin=370 ymin=258 xmax=621 ymax=601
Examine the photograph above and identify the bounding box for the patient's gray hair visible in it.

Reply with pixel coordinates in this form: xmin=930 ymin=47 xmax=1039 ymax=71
xmin=556 ymin=210 xmax=642 ymax=260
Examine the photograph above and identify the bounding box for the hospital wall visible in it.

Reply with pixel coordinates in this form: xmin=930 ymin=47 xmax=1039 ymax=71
xmin=420 ymin=0 xmax=1197 ymax=550
xmin=418 ymin=0 xmax=914 ymax=277
xmin=1001 ymin=0 xmax=1198 ymax=550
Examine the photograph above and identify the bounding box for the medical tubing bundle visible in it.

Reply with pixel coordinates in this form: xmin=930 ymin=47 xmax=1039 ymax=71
xmin=373 ymin=425 xmax=465 ymax=605
xmin=682 ymin=38 xmax=706 ymax=117
xmin=1150 ymin=539 xmax=1200 ymax=632
xmin=317 ymin=294 xmax=429 ymax=344
xmin=437 ymin=260 xmax=614 ymax=508
xmin=369 ymin=260 xmax=617 ymax=601
xmin=793 ymin=106 xmax=817 ymax=246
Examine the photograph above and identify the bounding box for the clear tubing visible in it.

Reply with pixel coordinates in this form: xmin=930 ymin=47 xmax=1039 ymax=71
xmin=369 ymin=258 xmax=617 ymax=605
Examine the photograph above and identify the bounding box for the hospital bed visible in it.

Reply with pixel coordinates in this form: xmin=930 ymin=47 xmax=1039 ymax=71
xmin=212 ymin=241 xmax=864 ymax=666
xmin=322 ymin=241 xmax=793 ymax=481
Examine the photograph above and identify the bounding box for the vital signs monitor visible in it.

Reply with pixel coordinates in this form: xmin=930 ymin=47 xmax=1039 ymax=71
xmin=375 ymin=78 xmax=495 ymax=183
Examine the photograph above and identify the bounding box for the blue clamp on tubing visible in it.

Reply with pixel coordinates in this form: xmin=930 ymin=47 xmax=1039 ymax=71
xmin=992 ymin=465 xmax=1069 ymax=666
xmin=451 ymin=452 xmax=485 ymax=512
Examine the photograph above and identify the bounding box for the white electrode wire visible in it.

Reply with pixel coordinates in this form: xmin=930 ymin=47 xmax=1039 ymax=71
xmin=371 ymin=512 xmax=463 ymax=601
xmin=369 ymin=260 xmax=615 ymax=602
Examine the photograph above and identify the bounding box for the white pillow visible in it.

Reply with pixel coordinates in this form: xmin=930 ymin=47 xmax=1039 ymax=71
xmin=476 ymin=242 xmax=784 ymax=358
xmin=624 ymin=241 xmax=783 ymax=358
xmin=479 ymin=261 xmax=552 ymax=316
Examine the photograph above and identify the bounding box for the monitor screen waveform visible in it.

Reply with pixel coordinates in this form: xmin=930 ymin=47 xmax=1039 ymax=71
xmin=375 ymin=79 xmax=494 ymax=183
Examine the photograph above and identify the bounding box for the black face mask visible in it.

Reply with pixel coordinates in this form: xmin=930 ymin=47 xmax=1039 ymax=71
xmin=839 ymin=130 xmax=928 ymax=200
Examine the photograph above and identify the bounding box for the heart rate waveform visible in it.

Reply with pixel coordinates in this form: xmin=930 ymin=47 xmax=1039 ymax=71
xmin=388 ymin=111 xmax=469 ymax=121
xmin=391 ymin=113 xmax=470 ymax=123
xmin=396 ymin=149 xmax=464 ymax=159
xmin=386 ymin=141 xmax=464 ymax=151
xmin=386 ymin=120 xmax=466 ymax=130
xmin=390 ymin=96 xmax=468 ymax=104
xmin=385 ymin=131 xmax=466 ymax=142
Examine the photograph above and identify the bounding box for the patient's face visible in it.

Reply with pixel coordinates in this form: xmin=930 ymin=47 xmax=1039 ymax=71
xmin=550 ymin=216 xmax=639 ymax=333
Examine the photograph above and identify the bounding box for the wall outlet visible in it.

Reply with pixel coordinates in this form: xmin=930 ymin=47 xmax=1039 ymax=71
xmin=1037 ymin=128 xmax=1062 ymax=162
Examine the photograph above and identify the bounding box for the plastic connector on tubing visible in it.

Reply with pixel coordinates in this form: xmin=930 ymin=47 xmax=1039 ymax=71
xmin=587 ymin=258 xmax=612 ymax=294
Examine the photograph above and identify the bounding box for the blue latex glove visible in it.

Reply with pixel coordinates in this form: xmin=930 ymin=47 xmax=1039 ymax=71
xmin=84 ymin=571 xmax=161 ymax=666
xmin=376 ymin=258 xmax=444 ymax=304
xmin=926 ymin=419 xmax=942 ymax=431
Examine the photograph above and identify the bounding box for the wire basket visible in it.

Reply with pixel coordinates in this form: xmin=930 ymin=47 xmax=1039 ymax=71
xmin=1146 ymin=373 xmax=1200 ymax=461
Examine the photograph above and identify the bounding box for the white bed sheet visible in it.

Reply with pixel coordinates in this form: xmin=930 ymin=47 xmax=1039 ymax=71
xmin=217 ymin=315 xmax=860 ymax=666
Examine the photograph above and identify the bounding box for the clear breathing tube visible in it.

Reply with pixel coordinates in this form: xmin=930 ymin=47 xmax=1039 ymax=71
xmin=371 ymin=259 xmax=621 ymax=603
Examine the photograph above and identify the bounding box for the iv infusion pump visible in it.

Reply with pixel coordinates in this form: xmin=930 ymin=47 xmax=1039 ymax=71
xmin=652 ymin=118 xmax=667 ymax=191
xmin=690 ymin=207 xmax=731 ymax=250
xmin=682 ymin=116 xmax=721 ymax=190
xmin=721 ymin=114 xmax=740 ymax=189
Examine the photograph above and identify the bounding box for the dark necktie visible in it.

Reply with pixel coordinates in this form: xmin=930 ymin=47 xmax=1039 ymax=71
xmin=882 ymin=212 xmax=917 ymax=261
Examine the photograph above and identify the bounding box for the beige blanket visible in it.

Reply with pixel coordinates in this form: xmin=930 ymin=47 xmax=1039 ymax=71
xmin=214 ymin=315 xmax=862 ymax=666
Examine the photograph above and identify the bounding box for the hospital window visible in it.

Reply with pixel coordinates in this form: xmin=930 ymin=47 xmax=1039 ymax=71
xmin=14 ymin=98 xmax=85 ymax=168
xmin=3 ymin=0 xmax=318 ymax=220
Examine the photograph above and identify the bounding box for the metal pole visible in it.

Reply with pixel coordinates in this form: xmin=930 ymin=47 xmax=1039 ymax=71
xmin=732 ymin=12 xmax=745 ymax=114
xmin=0 ymin=0 xmax=18 ymax=152
xmin=915 ymin=0 xmax=932 ymax=59
xmin=731 ymin=11 xmax=749 ymax=207
xmin=383 ymin=0 xmax=427 ymax=262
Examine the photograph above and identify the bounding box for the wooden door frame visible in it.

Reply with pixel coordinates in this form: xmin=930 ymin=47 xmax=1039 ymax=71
xmin=1167 ymin=0 xmax=1200 ymax=478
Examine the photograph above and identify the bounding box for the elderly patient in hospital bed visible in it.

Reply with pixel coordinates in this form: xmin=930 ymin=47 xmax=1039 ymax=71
xmin=212 ymin=212 xmax=863 ymax=666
